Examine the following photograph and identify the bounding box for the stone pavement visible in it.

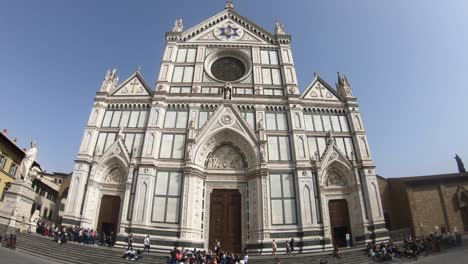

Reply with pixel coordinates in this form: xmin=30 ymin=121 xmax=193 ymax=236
xmin=0 ymin=246 xmax=61 ymax=264
xmin=414 ymin=246 xmax=468 ymax=264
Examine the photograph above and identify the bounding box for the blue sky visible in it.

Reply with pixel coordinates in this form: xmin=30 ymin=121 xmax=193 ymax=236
xmin=1 ymin=0 xmax=467 ymax=177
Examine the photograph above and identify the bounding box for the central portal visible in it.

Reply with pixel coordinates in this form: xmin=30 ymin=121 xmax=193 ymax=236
xmin=329 ymin=199 xmax=352 ymax=247
xmin=209 ymin=189 xmax=242 ymax=253
xmin=97 ymin=195 xmax=121 ymax=235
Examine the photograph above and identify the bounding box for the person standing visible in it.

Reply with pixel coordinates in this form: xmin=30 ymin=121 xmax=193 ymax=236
xmin=272 ymin=239 xmax=277 ymax=256
xmin=290 ymin=238 xmax=295 ymax=256
xmin=215 ymin=239 xmax=221 ymax=256
xmin=285 ymin=241 xmax=291 ymax=256
xmin=143 ymin=235 xmax=151 ymax=255
xmin=108 ymin=232 xmax=114 ymax=248
xmin=127 ymin=233 xmax=134 ymax=250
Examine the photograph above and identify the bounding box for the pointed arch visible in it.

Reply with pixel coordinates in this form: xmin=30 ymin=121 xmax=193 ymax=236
xmin=303 ymin=185 xmax=313 ymax=224
xmin=135 ymin=182 xmax=148 ymax=222
xmin=371 ymin=182 xmax=382 ymax=217
xmin=360 ymin=136 xmax=370 ymax=157
xmin=354 ymin=114 xmax=362 ymax=129
xmin=82 ymin=131 xmax=92 ymax=152
xmin=297 ymin=136 xmax=306 ymax=159
xmin=193 ymin=128 xmax=258 ymax=169
xmin=206 ymin=143 xmax=247 ymax=169
xmin=151 ymin=109 xmax=159 ymax=126
xmin=294 ymin=113 xmax=301 ymax=128
xmin=320 ymin=160 xmax=354 ymax=187
xmin=146 ymin=133 xmax=155 ymax=155
xmin=91 ymin=109 xmax=99 ymax=124
xmin=69 ymin=177 xmax=80 ymax=212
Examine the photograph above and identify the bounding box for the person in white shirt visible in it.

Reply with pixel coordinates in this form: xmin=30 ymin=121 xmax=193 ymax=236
xmin=143 ymin=235 xmax=150 ymax=255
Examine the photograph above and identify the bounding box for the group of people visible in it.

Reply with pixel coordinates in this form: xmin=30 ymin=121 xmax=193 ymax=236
xmin=122 ymin=234 xmax=151 ymax=261
xmin=365 ymin=232 xmax=461 ymax=262
xmin=35 ymin=222 xmax=116 ymax=248
xmin=366 ymin=239 xmax=402 ymax=261
xmin=169 ymin=240 xmax=249 ymax=264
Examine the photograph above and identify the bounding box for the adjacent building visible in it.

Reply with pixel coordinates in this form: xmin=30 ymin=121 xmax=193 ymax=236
xmin=378 ymin=172 xmax=468 ymax=238
xmin=62 ymin=2 xmax=387 ymax=253
xmin=31 ymin=171 xmax=71 ymax=224
xmin=0 ymin=130 xmax=33 ymax=208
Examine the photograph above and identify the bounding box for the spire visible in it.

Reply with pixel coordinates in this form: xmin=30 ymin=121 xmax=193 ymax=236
xmin=336 ymin=71 xmax=354 ymax=99
xmin=100 ymin=66 xmax=119 ymax=92
xmin=455 ymin=154 xmax=466 ymax=173
xmin=224 ymin=0 xmax=234 ymax=10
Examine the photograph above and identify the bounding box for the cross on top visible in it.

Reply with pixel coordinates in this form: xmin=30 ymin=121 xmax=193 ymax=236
xmin=315 ymin=83 xmax=325 ymax=97
xmin=129 ymin=79 xmax=140 ymax=93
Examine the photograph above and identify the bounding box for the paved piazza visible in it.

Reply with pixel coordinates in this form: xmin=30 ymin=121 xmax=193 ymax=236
xmin=0 ymin=247 xmax=60 ymax=264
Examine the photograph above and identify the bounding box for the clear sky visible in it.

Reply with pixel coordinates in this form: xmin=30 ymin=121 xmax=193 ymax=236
xmin=1 ymin=0 xmax=467 ymax=177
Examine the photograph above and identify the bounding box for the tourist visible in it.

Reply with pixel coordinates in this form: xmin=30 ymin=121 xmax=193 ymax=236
xmin=285 ymin=240 xmax=291 ymax=256
xmin=143 ymin=235 xmax=150 ymax=255
xmin=108 ymin=232 xmax=115 ymax=248
xmin=272 ymin=239 xmax=277 ymax=256
xmin=289 ymin=238 xmax=295 ymax=256
xmin=332 ymin=245 xmax=342 ymax=259
xmin=127 ymin=233 xmax=134 ymax=250
xmin=215 ymin=239 xmax=221 ymax=255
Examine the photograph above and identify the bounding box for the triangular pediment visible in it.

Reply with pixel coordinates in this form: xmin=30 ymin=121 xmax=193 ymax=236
xmin=181 ymin=9 xmax=276 ymax=45
xmin=97 ymin=137 xmax=131 ymax=166
xmin=301 ymin=76 xmax=342 ymax=101
xmin=320 ymin=137 xmax=353 ymax=171
xmin=191 ymin=103 xmax=260 ymax=169
xmin=110 ymin=71 xmax=153 ymax=97
xmin=196 ymin=104 xmax=258 ymax=143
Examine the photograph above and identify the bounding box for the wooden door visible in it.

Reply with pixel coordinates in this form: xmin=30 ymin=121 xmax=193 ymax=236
xmin=209 ymin=189 xmax=242 ymax=253
xmin=328 ymin=199 xmax=351 ymax=247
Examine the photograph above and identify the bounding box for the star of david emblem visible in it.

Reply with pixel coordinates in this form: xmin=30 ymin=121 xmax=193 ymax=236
xmin=219 ymin=24 xmax=239 ymax=40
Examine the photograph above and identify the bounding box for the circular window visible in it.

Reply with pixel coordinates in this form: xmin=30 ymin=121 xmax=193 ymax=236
xmin=211 ymin=57 xmax=246 ymax=82
xmin=204 ymin=49 xmax=252 ymax=83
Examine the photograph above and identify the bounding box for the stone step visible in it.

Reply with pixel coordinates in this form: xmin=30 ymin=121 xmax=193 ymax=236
xmin=15 ymin=233 xmax=168 ymax=264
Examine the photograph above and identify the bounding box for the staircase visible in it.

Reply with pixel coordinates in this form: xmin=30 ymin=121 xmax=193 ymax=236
xmin=15 ymin=232 xmax=168 ymax=264
xmin=250 ymin=248 xmax=390 ymax=264
xmin=12 ymin=232 xmax=468 ymax=264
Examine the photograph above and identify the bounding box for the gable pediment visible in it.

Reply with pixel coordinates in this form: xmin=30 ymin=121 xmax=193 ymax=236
xmin=110 ymin=72 xmax=152 ymax=97
xmin=301 ymin=76 xmax=342 ymax=102
xmin=181 ymin=9 xmax=276 ymax=45
xmin=186 ymin=18 xmax=271 ymax=45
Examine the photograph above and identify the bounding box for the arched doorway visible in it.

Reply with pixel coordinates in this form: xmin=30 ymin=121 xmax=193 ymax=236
xmin=329 ymin=199 xmax=351 ymax=247
xmin=209 ymin=189 xmax=242 ymax=253
xmin=97 ymin=195 xmax=121 ymax=234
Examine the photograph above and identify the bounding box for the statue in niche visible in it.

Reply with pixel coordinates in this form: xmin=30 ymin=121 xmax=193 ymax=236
xmin=326 ymin=130 xmax=334 ymax=145
xmin=326 ymin=172 xmax=346 ymax=187
xmin=258 ymin=118 xmax=264 ymax=130
xmin=172 ymin=18 xmax=183 ymax=32
xmin=455 ymin=154 xmax=466 ymax=173
xmin=223 ymin=82 xmax=232 ymax=100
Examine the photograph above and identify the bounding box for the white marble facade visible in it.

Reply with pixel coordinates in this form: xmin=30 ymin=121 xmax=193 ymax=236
xmin=62 ymin=3 xmax=388 ymax=253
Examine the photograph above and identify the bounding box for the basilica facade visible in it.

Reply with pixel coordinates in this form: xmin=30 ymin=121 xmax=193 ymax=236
xmin=62 ymin=3 xmax=387 ymax=253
